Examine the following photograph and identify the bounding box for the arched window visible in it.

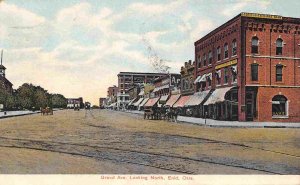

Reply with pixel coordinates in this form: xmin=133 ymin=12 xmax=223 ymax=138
xmin=276 ymin=64 xmax=283 ymax=82
xmin=251 ymin=63 xmax=259 ymax=81
xmin=232 ymin=39 xmax=237 ymax=56
xmin=251 ymin=37 xmax=259 ymax=54
xmin=276 ymin=38 xmax=283 ymax=55
xmin=208 ymin=50 xmax=212 ymax=64
xmin=216 ymin=46 xmax=221 ymax=61
xmin=197 ymin=56 xmax=201 ymax=68
xmin=272 ymin=95 xmax=288 ymax=117
xmin=224 ymin=43 xmax=229 ymax=58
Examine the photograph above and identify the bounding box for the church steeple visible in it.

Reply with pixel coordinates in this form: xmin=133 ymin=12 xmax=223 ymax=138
xmin=0 ymin=50 xmax=6 ymax=78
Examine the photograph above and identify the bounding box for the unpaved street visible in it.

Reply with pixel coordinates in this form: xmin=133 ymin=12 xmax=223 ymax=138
xmin=0 ymin=109 xmax=299 ymax=174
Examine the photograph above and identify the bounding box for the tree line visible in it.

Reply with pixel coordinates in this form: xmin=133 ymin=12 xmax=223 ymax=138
xmin=0 ymin=83 xmax=67 ymax=111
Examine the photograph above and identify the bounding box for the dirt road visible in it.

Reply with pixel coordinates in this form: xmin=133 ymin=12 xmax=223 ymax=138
xmin=0 ymin=109 xmax=299 ymax=174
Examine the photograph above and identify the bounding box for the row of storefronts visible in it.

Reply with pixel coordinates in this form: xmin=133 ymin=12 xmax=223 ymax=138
xmin=126 ymin=86 xmax=239 ymax=121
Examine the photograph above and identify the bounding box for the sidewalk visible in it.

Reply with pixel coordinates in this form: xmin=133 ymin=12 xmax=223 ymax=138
xmin=0 ymin=110 xmax=39 ymax=119
xmin=124 ymin=110 xmax=300 ymax=128
xmin=0 ymin=109 xmax=61 ymax=119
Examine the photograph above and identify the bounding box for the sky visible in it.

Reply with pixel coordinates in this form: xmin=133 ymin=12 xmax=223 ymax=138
xmin=0 ymin=0 xmax=299 ymax=105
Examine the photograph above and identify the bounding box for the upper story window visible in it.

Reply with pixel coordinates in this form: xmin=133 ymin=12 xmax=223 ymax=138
xmin=232 ymin=39 xmax=237 ymax=56
xmin=251 ymin=37 xmax=259 ymax=54
xmin=251 ymin=63 xmax=258 ymax=81
xmin=217 ymin=47 xmax=221 ymax=61
xmin=197 ymin=56 xmax=201 ymax=68
xmin=276 ymin=38 xmax=283 ymax=55
xmin=216 ymin=70 xmax=221 ymax=85
xmin=224 ymin=67 xmax=229 ymax=84
xmin=276 ymin=64 xmax=283 ymax=82
xmin=224 ymin=43 xmax=229 ymax=59
xmin=208 ymin=50 xmax=212 ymax=65
xmin=203 ymin=54 xmax=207 ymax=66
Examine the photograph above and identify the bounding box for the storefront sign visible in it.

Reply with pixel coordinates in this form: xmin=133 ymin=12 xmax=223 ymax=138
xmin=215 ymin=59 xmax=238 ymax=70
xmin=241 ymin=12 xmax=282 ymax=20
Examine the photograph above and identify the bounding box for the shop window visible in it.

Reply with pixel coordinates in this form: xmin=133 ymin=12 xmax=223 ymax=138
xmin=208 ymin=50 xmax=212 ymax=64
xmin=203 ymin=54 xmax=206 ymax=66
xmin=217 ymin=46 xmax=221 ymax=61
xmin=272 ymin=95 xmax=288 ymax=117
xmin=251 ymin=37 xmax=259 ymax=54
xmin=276 ymin=64 xmax=283 ymax=82
xmin=251 ymin=64 xmax=258 ymax=81
xmin=224 ymin=43 xmax=228 ymax=59
xmin=276 ymin=38 xmax=283 ymax=55
xmin=224 ymin=67 xmax=229 ymax=84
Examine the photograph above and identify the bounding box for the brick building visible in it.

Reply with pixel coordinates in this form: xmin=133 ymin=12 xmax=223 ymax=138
xmin=107 ymin=85 xmax=118 ymax=104
xmin=180 ymin=60 xmax=195 ymax=96
xmin=67 ymin=97 xmax=84 ymax=109
xmin=117 ymin=72 xmax=167 ymax=93
xmin=194 ymin=12 xmax=300 ymax=122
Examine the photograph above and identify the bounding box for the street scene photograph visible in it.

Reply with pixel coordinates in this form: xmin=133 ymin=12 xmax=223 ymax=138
xmin=0 ymin=0 xmax=299 ymax=183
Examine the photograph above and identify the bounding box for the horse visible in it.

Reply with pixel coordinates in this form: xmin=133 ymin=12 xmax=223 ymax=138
xmin=40 ymin=107 xmax=53 ymax=116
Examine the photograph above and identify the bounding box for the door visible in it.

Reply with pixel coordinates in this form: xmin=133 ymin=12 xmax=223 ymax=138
xmin=246 ymin=92 xmax=254 ymax=121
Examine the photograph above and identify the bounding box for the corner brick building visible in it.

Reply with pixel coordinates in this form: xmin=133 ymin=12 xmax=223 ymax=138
xmin=194 ymin=12 xmax=300 ymax=122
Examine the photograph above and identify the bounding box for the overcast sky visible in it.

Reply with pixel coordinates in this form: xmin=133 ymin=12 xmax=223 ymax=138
xmin=0 ymin=0 xmax=299 ymax=105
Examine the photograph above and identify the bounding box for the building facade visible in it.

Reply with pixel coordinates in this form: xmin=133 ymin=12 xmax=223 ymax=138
xmin=180 ymin=60 xmax=195 ymax=96
xmin=99 ymin=98 xmax=107 ymax=108
xmin=117 ymin=72 xmax=167 ymax=93
xmin=67 ymin=97 xmax=84 ymax=109
xmin=107 ymin=85 xmax=118 ymax=104
xmin=194 ymin=12 xmax=300 ymax=122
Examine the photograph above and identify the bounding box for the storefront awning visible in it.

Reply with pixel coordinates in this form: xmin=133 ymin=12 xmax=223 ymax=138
xmin=139 ymin=98 xmax=149 ymax=107
xmin=127 ymin=98 xmax=137 ymax=106
xmin=173 ymin=96 xmax=191 ymax=108
xmin=144 ymin=97 xmax=160 ymax=107
xmin=138 ymin=91 xmax=144 ymax=96
xmin=165 ymin=94 xmax=181 ymax=107
xmin=184 ymin=90 xmax=210 ymax=107
xmin=159 ymin=95 xmax=169 ymax=104
xmin=204 ymin=87 xmax=233 ymax=105
xmin=133 ymin=98 xmax=144 ymax=106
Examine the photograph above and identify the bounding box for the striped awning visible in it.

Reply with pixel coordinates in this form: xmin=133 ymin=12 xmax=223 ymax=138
xmin=173 ymin=96 xmax=191 ymax=108
xmin=139 ymin=98 xmax=149 ymax=107
xmin=159 ymin=95 xmax=169 ymax=104
xmin=127 ymin=98 xmax=137 ymax=106
xmin=204 ymin=87 xmax=233 ymax=105
xmin=133 ymin=98 xmax=144 ymax=106
xmin=144 ymin=97 xmax=159 ymax=107
xmin=165 ymin=94 xmax=181 ymax=107
xmin=184 ymin=90 xmax=210 ymax=106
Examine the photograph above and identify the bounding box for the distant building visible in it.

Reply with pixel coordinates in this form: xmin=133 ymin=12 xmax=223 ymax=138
xmin=99 ymin=98 xmax=107 ymax=108
xmin=107 ymin=85 xmax=118 ymax=105
xmin=117 ymin=72 xmax=167 ymax=110
xmin=180 ymin=60 xmax=195 ymax=96
xmin=0 ymin=50 xmax=13 ymax=94
xmin=117 ymin=72 xmax=167 ymax=93
xmin=67 ymin=97 xmax=83 ymax=109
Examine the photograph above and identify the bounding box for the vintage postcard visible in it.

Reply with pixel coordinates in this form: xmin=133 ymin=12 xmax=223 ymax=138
xmin=0 ymin=0 xmax=299 ymax=184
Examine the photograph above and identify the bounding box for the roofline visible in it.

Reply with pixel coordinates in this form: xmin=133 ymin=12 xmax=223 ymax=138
xmin=117 ymin=72 xmax=169 ymax=76
xmin=194 ymin=13 xmax=242 ymax=46
xmin=194 ymin=12 xmax=300 ymax=46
